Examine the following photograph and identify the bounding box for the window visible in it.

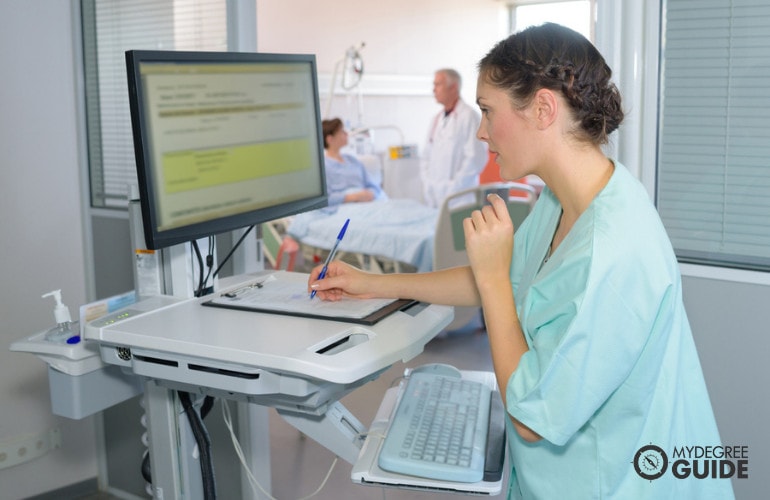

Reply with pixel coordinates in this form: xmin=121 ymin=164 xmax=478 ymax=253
xmin=510 ymin=0 xmax=595 ymax=40
xmin=82 ymin=0 xmax=227 ymax=208
xmin=657 ymin=0 xmax=770 ymax=271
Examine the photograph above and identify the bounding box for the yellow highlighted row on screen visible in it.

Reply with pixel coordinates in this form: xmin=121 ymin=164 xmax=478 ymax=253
xmin=162 ymin=138 xmax=312 ymax=193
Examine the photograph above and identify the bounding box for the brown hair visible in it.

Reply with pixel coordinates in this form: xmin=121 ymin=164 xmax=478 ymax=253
xmin=478 ymin=23 xmax=624 ymax=145
xmin=321 ymin=118 xmax=343 ymax=148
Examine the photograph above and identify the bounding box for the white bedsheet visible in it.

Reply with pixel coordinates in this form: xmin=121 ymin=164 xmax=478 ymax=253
xmin=287 ymin=199 xmax=438 ymax=272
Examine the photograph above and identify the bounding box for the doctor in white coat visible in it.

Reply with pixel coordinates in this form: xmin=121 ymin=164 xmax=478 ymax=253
xmin=420 ymin=68 xmax=488 ymax=208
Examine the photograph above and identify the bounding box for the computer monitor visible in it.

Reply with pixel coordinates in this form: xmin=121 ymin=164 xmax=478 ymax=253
xmin=125 ymin=50 xmax=328 ymax=250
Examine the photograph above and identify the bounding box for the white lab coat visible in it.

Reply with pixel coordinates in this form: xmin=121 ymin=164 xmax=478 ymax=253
xmin=420 ymin=99 xmax=488 ymax=208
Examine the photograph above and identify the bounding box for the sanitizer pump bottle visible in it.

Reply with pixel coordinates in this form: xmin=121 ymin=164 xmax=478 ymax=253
xmin=42 ymin=289 xmax=79 ymax=343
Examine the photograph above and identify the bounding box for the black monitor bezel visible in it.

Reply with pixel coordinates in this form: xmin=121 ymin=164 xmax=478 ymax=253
xmin=125 ymin=49 xmax=328 ymax=250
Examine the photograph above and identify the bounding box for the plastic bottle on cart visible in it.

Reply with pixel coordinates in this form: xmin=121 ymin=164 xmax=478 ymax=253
xmin=42 ymin=289 xmax=79 ymax=343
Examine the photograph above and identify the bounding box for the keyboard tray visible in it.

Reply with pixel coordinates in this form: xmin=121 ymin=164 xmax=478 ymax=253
xmin=351 ymin=369 xmax=506 ymax=496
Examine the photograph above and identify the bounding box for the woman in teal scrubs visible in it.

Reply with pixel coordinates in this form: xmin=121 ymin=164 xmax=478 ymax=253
xmin=309 ymin=23 xmax=734 ymax=499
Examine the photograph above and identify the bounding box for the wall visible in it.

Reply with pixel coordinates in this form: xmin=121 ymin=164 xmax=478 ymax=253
xmin=256 ymin=0 xmax=508 ymax=152
xmin=681 ymin=275 xmax=769 ymax=499
xmin=0 ymin=1 xmax=98 ymax=498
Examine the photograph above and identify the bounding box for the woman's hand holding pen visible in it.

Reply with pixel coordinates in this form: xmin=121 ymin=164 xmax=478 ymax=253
xmin=463 ymin=193 xmax=515 ymax=285
xmin=308 ymin=261 xmax=377 ymax=301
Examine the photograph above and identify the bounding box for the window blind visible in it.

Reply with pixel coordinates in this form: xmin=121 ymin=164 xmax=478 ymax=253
xmin=83 ymin=0 xmax=227 ymax=208
xmin=657 ymin=0 xmax=770 ymax=270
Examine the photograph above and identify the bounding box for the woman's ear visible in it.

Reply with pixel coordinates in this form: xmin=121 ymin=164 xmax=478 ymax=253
xmin=533 ymin=88 xmax=559 ymax=130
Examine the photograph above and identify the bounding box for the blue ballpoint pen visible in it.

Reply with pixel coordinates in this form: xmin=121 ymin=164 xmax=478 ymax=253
xmin=310 ymin=218 xmax=350 ymax=299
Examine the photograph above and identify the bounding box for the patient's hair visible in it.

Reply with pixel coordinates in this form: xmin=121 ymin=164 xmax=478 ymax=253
xmin=478 ymin=22 xmax=623 ymax=145
xmin=321 ymin=118 xmax=344 ymax=148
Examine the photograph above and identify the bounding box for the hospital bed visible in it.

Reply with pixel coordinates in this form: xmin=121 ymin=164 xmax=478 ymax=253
xmin=277 ymin=199 xmax=439 ymax=273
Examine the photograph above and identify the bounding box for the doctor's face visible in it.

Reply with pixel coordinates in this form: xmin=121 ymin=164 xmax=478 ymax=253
xmin=476 ymin=78 xmax=537 ymax=180
xmin=433 ymin=72 xmax=457 ymax=107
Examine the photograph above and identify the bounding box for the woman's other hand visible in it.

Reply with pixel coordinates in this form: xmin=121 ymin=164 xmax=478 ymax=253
xmin=463 ymin=193 xmax=514 ymax=284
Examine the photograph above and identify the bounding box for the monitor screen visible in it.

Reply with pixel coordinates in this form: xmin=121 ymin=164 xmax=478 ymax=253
xmin=126 ymin=50 xmax=327 ymax=250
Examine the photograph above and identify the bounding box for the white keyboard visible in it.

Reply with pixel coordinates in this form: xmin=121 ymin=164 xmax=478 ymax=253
xmin=378 ymin=370 xmax=492 ymax=483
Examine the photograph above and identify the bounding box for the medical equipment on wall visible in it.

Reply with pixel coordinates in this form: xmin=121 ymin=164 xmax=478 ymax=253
xmin=341 ymin=43 xmax=365 ymax=90
xmin=322 ymin=44 xmax=419 ymax=166
xmin=325 ymin=42 xmax=366 ymax=122
xmin=347 ymin=124 xmax=410 ymax=157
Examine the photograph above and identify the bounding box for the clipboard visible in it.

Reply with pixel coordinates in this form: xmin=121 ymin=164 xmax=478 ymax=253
xmin=201 ymin=274 xmax=417 ymax=326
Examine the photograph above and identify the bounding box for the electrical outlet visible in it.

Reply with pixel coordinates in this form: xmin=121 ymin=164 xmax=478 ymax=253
xmin=0 ymin=428 xmax=61 ymax=470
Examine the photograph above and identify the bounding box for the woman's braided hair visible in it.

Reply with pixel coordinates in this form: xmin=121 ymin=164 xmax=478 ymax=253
xmin=478 ymin=23 xmax=624 ymax=145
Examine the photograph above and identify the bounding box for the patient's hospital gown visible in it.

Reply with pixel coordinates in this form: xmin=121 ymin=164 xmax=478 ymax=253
xmin=503 ymin=162 xmax=734 ymax=499
xmin=324 ymin=153 xmax=386 ymax=206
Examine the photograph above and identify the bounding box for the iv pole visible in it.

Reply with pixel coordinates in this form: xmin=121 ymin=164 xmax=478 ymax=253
xmin=324 ymin=42 xmax=366 ymax=120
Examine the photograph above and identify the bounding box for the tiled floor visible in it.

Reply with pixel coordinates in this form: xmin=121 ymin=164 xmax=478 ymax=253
xmin=76 ymin=319 xmax=498 ymax=500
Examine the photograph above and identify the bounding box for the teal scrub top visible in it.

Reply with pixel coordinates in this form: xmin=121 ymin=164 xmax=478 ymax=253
xmin=504 ymin=162 xmax=735 ymax=499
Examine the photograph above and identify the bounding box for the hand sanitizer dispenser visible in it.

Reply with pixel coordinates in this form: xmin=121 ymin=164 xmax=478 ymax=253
xmin=42 ymin=289 xmax=79 ymax=343
xmin=10 ymin=290 xmax=144 ymax=418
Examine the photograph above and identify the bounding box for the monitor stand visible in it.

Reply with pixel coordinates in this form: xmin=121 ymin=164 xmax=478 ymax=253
xmin=128 ymin=197 xmax=271 ymax=500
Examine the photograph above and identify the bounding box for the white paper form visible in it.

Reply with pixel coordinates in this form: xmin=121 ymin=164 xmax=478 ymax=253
xmin=205 ymin=274 xmax=402 ymax=321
